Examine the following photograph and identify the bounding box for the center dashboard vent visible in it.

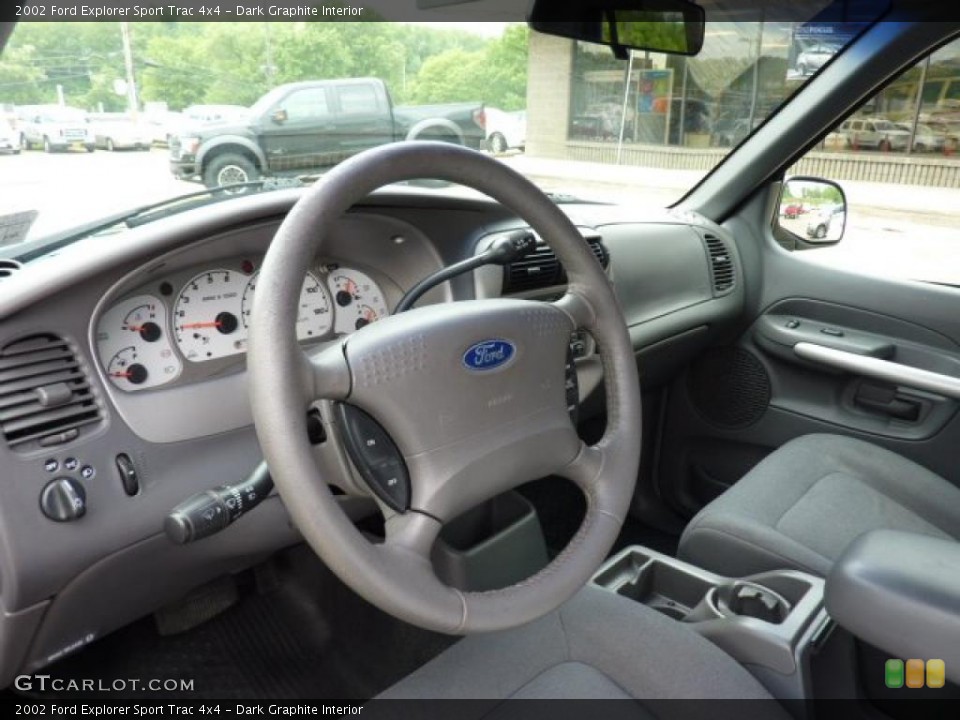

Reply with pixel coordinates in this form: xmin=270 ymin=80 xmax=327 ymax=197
xmin=502 ymin=233 xmax=609 ymax=294
xmin=703 ymin=233 xmax=735 ymax=295
xmin=0 ymin=334 xmax=102 ymax=450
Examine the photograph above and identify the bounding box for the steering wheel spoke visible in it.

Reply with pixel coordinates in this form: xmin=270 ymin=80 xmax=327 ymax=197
xmin=304 ymin=342 xmax=352 ymax=401
xmin=381 ymin=510 xmax=442 ymax=559
xmin=553 ymin=288 xmax=598 ymax=331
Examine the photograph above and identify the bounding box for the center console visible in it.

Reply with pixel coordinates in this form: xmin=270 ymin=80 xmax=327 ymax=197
xmin=593 ymin=546 xmax=835 ymax=701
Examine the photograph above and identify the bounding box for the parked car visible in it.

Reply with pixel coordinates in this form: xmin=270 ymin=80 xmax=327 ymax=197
xmin=0 ymin=119 xmax=19 ymax=154
xmin=143 ymin=110 xmax=184 ymax=146
xmin=90 ymin=114 xmax=153 ymax=151
xmin=16 ymin=104 xmax=95 ymax=152
xmin=170 ymin=78 xmax=486 ymax=188
xmin=484 ymin=108 xmax=526 ymax=153
xmin=806 ymin=204 xmax=846 ymax=239
xmin=794 ymin=43 xmax=840 ymax=76
xmin=892 ymin=122 xmax=947 ymax=152
xmin=781 ymin=202 xmax=807 ymax=219
xmin=838 ymin=117 xmax=911 ymax=151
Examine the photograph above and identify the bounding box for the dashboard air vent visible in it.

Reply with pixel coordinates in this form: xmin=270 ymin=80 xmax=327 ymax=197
xmin=0 ymin=334 xmax=101 ymax=450
xmin=704 ymin=234 xmax=735 ymax=294
xmin=503 ymin=234 xmax=609 ymax=294
xmin=0 ymin=259 xmax=21 ymax=281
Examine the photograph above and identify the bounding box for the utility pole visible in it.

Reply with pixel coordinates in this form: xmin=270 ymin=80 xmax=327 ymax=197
xmin=120 ymin=21 xmax=139 ymax=117
xmin=263 ymin=23 xmax=277 ymax=84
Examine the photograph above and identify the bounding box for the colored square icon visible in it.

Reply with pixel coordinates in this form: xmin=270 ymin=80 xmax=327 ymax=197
xmin=885 ymin=659 xmax=904 ymax=688
xmin=926 ymin=659 xmax=945 ymax=689
xmin=906 ymin=659 xmax=925 ymax=688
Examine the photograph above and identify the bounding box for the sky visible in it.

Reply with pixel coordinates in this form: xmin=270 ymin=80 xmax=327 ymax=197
xmin=405 ymin=22 xmax=510 ymax=38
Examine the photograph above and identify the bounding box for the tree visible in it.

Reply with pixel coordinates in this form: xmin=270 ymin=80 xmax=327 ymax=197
xmin=408 ymin=25 xmax=528 ymax=110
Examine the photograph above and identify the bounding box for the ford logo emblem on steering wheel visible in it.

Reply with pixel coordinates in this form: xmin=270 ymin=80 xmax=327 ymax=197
xmin=462 ymin=339 xmax=516 ymax=372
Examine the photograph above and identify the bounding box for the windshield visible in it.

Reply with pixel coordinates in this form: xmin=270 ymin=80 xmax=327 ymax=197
xmin=0 ymin=13 xmax=878 ymax=252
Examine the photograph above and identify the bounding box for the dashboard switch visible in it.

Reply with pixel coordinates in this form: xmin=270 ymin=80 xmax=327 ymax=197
xmin=337 ymin=404 xmax=410 ymax=512
xmin=40 ymin=477 xmax=86 ymax=522
xmin=116 ymin=454 xmax=140 ymax=496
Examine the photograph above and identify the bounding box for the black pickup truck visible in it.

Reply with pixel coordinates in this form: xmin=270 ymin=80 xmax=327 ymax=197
xmin=169 ymin=78 xmax=486 ymax=188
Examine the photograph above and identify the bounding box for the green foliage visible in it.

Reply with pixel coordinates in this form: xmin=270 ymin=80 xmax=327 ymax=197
xmin=408 ymin=25 xmax=529 ymax=110
xmin=1 ymin=22 xmax=526 ymax=112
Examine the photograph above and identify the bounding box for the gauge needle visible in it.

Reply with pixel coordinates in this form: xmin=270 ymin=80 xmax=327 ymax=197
xmin=110 ymin=371 xmax=132 ymax=378
xmin=180 ymin=321 xmax=222 ymax=329
xmin=126 ymin=325 xmax=143 ymax=332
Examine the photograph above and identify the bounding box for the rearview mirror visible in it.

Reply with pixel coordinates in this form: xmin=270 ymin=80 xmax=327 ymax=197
xmin=529 ymin=0 xmax=705 ymax=57
xmin=776 ymin=177 xmax=847 ymax=246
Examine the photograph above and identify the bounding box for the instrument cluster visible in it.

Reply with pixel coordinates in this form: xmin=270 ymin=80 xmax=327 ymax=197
xmin=95 ymin=257 xmax=389 ymax=392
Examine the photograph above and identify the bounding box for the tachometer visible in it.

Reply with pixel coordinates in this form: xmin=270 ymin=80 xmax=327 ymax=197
xmin=327 ymin=267 xmax=389 ymax=334
xmin=95 ymin=294 xmax=180 ymax=391
xmin=173 ymin=269 xmax=246 ymax=362
xmin=241 ymin=271 xmax=333 ymax=340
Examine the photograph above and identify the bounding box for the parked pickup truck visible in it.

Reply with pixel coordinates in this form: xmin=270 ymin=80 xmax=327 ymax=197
xmin=169 ymin=78 xmax=486 ymax=188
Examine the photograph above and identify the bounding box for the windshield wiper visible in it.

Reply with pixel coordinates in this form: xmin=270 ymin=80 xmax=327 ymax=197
xmin=10 ymin=177 xmax=315 ymax=263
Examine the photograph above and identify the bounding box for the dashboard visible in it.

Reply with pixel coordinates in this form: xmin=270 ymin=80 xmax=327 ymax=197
xmin=0 ymin=187 xmax=743 ymax=686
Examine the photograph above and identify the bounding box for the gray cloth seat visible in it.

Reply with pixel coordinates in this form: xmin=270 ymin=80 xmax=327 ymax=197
xmin=679 ymin=434 xmax=960 ymax=577
xmin=376 ymin=584 xmax=787 ymax=717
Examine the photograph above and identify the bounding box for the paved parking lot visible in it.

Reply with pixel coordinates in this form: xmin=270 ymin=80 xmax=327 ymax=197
xmin=0 ymin=147 xmax=193 ymax=240
xmin=1 ymin=147 xmax=958 ymax=286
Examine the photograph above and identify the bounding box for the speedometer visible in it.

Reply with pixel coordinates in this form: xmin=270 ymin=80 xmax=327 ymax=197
xmin=173 ymin=269 xmax=246 ymax=362
xmin=327 ymin=267 xmax=389 ymax=334
xmin=241 ymin=271 xmax=333 ymax=340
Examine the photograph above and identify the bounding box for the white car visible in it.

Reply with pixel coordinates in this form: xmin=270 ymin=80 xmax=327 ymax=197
xmin=16 ymin=104 xmax=95 ymax=152
xmin=806 ymin=204 xmax=846 ymax=239
xmin=839 ymin=117 xmax=911 ymax=151
xmin=485 ymin=108 xmax=526 ymax=154
xmin=795 ymin=43 xmax=839 ymax=76
xmin=91 ymin=114 xmax=153 ymax=151
xmin=0 ymin=120 xmax=19 ymax=154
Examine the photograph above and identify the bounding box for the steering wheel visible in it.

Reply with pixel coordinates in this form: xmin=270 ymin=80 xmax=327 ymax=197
xmin=248 ymin=142 xmax=641 ymax=634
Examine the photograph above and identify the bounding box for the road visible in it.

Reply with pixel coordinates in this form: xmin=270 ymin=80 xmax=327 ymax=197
xmin=1 ymin=147 xmax=958 ymax=286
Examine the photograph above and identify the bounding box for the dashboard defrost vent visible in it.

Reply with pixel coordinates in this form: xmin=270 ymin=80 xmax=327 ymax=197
xmin=503 ymin=234 xmax=609 ymax=294
xmin=703 ymin=234 xmax=735 ymax=294
xmin=0 ymin=259 xmax=21 ymax=281
xmin=0 ymin=334 xmax=101 ymax=449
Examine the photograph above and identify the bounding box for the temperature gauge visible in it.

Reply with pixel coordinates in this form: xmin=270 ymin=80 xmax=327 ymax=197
xmin=96 ymin=294 xmax=180 ymax=391
xmin=326 ymin=268 xmax=389 ymax=334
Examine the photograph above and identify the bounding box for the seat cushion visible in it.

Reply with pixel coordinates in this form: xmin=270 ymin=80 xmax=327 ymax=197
xmin=376 ymin=584 xmax=787 ymax=718
xmin=679 ymin=434 xmax=960 ymax=577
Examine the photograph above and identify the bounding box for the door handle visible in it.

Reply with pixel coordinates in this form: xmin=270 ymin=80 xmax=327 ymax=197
xmin=853 ymin=383 xmax=921 ymax=422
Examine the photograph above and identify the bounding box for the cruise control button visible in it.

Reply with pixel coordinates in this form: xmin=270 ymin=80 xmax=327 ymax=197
xmin=336 ymin=404 xmax=410 ymax=512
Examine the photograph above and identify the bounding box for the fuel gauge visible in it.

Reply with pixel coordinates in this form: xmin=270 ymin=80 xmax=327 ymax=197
xmin=107 ymin=347 xmax=149 ymax=386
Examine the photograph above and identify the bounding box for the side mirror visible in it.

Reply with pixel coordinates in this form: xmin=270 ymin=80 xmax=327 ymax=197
xmin=529 ymin=0 xmax=705 ymax=58
xmin=271 ymin=108 xmax=288 ymax=124
xmin=776 ymin=177 xmax=847 ymax=246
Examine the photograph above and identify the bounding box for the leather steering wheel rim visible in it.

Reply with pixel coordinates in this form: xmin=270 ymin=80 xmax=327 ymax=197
xmin=248 ymin=142 xmax=641 ymax=633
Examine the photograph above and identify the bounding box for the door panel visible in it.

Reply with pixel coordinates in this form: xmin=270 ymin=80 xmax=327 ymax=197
xmin=658 ymin=193 xmax=960 ymax=518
